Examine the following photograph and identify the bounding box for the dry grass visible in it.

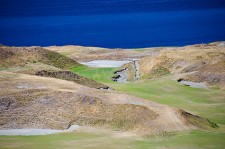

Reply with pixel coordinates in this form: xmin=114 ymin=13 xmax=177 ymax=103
xmin=0 ymin=71 xmax=213 ymax=135
xmin=138 ymin=43 xmax=225 ymax=87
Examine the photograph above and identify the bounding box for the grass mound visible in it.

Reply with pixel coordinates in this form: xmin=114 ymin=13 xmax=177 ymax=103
xmin=36 ymin=70 xmax=109 ymax=89
xmin=180 ymin=110 xmax=219 ymax=129
xmin=0 ymin=46 xmax=81 ymax=69
xmin=42 ymin=49 xmax=80 ymax=69
xmin=148 ymin=66 xmax=170 ymax=79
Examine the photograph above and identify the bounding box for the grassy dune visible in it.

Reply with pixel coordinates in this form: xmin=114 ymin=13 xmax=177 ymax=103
xmin=1 ymin=65 xmax=225 ymax=149
xmin=71 ymin=66 xmax=225 ymax=126
xmin=71 ymin=66 xmax=225 ymax=148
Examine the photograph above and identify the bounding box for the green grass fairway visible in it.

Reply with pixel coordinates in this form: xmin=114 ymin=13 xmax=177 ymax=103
xmin=1 ymin=130 xmax=225 ymax=149
xmin=71 ymin=66 xmax=118 ymax=84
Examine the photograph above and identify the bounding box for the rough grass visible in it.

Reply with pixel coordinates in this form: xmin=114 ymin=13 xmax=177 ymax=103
xmin=180 ymin=110 xmax=219 ymax=129
xmin=115 ymin=79 xmax=225 ymax=126
xmin=71 ymin=66 xmax=225 ymax=127
xmin=0 ymin=47 xmax=81 ymax=69
xmin=35 ymin=70 xmax=109 ymax=89
xmin=0 ymin=66 xmax=224 ymax=148
xmin=71 ymin=66 xmax=225 ymax=148
xmin=148 ymin=66 xmax=170 ymax=78
xmin=43 ymin=49 xmax=80 ymax=69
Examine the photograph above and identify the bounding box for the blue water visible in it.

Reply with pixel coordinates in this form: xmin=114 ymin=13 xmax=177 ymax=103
xmin=0 ymin=0 xmax=225 ymax=48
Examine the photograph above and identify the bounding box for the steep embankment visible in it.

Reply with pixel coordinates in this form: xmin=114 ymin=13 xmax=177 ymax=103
xmin=0 ymin=46 xmax=110 ymax=89
xmin=184 ymin=61 xmax=225 ymax=87
xmin=138 ymin=42 xmax=225 ymax=87
xmin=0 ymin=72 xmax=217 ymax=136
xmin=47 ymin=43 xmax=225 ymax=87
xmin=114 ymin=60 xmax=140 ymax=82
xmin=0 ymin=46 xmax=80 ymax=69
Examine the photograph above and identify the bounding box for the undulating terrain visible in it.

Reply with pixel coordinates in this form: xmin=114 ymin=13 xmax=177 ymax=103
xmin=0 ymin=42 xmax=225 ymax=149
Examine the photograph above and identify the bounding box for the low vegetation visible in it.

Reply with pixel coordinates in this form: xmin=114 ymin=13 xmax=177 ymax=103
xmin=71 ymin=66 xmax=225 ymax=126
xmin=0 ymin=46 xmax=81 ymax=69
xmin=36 ymin=70 xmax=109 ymax=89
xmin=1 ymin=43 xmax=225 ymax=149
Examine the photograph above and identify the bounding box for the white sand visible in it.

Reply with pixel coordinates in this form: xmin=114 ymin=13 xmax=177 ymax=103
xmin=80 ymin=60 xmax=131 ymax=68
xmin=0 ymin=125 xmax=80 ymax=136
xmin=179 ymin=81 xmax=208 ymax=88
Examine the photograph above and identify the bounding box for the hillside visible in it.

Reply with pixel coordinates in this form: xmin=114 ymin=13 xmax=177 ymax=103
xmin=0 ymin=43 xmax=224 ymax=149
xmin=0 ymin=46 xmax=108 ymax=89
xmin=0 ymin=46 xmax=80 ymax=69
xmin=0 ymin=71 xmax=216 ymax=136
xmin=47 ymin=42 xmax=225 ymax=88
xmin=45 ymin=45 xmax=163 ymax=61
xmin=138 ymin=42 xmax=225 ymax=87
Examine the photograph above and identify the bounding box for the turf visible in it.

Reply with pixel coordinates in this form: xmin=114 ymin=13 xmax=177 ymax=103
xmin=0 ymin=130 xmax=225 ymax=149
xmin=134 ymin=130 xmax=225 ymax=149
xmin=71 ymin=66 xmax=117 ymax=84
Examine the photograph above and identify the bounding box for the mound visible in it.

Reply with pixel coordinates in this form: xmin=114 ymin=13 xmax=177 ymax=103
xmin=0 ymin=46 xmax=80 ymax=68
xmin=138 ymin=42 xmax=225 ymax=87
xmin=36 ymin=70 xmax=109 ymax=89
xmin=184 ymin=61 xmax=225 ymax=86
xmin=0 ymin=46 xmax=110 ymax=89
xmin=0 ymin=72 xmax=217 ymax=136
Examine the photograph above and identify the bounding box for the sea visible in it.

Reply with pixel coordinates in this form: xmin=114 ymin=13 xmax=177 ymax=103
xmin=0 ymin=0 xmax=225 ymax=48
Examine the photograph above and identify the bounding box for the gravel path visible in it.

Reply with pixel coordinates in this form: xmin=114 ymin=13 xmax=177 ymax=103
xmin=0 ymin=125 xmax=80 ymax=136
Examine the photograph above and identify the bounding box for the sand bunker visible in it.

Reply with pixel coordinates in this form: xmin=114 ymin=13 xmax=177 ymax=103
xmin=179 ymin=81 xmax=208 ymax=88
xmin=80 ymin=60 xmax=131 ymax=68
xmin=0 ymin=125 xmax=80 ymax=136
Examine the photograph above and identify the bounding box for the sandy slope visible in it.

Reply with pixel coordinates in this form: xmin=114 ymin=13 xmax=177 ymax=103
xmin=0 ymin=71 xmax=198 ymax=136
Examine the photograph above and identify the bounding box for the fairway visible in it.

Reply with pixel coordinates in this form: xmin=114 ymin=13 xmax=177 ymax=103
xmin=1 ymin=129 xmax=225 ymax=149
